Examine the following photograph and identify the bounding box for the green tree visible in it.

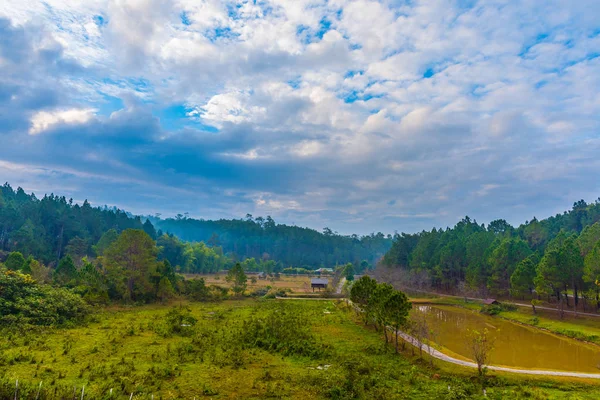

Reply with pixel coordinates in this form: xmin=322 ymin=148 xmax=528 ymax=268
xmin=371 ymin=283 xmax=395 ymax=343
xmin=156 ymin=259 xmax=178 ymax=288
xmin=359 ymin=260 xmax=370 ymax=272
xmin=157 ymin=276 xmax=175 ymax=303
xmin=103 ymin=229 xmax=159 ymax=302
xmin=53 ymin=255 xmax=78 ymax=286
xmin=535 ymin=249 xmax=565 ymax=318
xmin=583 ymin=242 xmax=600 ymax=307
xmin=143 ymin=219 xmax=157 ymax=240
xmin=29 ymin=259 xmax=51 ymax=283
xmin=559 ymin=236 xmax=583 ymax=314
xmin=383 ymin=291 xmax=412 ymax=352
xmin=577 ymin=222 xmax=600 ymax=257
xmin=510 ymin=254 xmax=538 ymax=298
xmin=4 ymin=251 xmax=25 ymax=271
xmin=157 ymin=234 xmax=187 ymax=269
xmin=185 ymin=278 xmax=210 ymax=301
xmin=65 ymin=236 xmax=89 ymax=264
xmin=226 ymin=262 xmax=247 ymax=296
xmin=465 ymin=231 xmax=495 ymax=292
xmin=93 ymin=229 xmax=119 ymax=256
xmin=522 ymin=217 xmax=548 ymax=251
xmin=21 ymin=255 xmax=34 ymax=274
xmin=77 ymin=260 xmax=109 ymax=304
xmin=488 ymin=238 xmax=531 ymax=295
xmin=344 ymin=262 xmax=356 ymax=281
xmin=349 ymin=276 xmax=377 ymax=324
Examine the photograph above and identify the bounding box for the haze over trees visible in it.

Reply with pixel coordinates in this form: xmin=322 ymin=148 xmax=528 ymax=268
xmin=382 ymin=200 xmax=600 ymax=314
xmin=0 ymin=184 xmax=390 ymax=273
xmin=153 ymin=215 xmax=392 ymax=269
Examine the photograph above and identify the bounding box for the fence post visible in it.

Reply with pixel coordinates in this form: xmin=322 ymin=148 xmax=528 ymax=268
xmin=35 ymin=381 xmax=43 ymax=400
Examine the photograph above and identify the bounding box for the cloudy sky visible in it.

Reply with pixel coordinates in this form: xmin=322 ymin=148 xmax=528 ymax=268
xmin=1 ymin=1 xmax=599 ymax=235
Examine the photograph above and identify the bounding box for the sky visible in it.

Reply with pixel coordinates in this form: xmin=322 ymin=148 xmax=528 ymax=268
xmin=0 ymin=0 xmax=599 ymax=235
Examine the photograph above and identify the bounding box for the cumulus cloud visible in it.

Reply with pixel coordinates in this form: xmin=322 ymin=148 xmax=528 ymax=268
xmin=29 ymin=108 xmax=97 ymax=135
xmin=0 ymin=1 xmax=600 ymax=234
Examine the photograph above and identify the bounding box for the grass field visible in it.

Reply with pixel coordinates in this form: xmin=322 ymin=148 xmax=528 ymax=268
xmin=183 ymin=273 xmax=327 ymax=295
xmin=2 ymin=299 xmax=600 ymax=399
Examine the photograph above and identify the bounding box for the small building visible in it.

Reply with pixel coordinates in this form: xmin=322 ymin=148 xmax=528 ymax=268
xmin=311 ymin=278 xmax=329 ymax=292
xmin=315 ymin=268 xmax=333 ymax=275
xmin=316 ymin=268 xmax=334 ymax=275
xmin=483 ymin=298 xmax=499 ymax=305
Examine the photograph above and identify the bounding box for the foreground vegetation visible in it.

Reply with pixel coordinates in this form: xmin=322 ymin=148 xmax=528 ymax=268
xmin=2 ymin=299 xmax=600 ymax=399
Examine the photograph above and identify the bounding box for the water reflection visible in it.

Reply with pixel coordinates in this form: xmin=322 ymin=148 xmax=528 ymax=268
xmin=415 ymin=305 xmax=600 ymax=372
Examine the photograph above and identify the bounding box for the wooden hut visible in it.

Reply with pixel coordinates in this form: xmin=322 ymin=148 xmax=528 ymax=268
xmin=311 ymin=278 xmax=329 ymax=292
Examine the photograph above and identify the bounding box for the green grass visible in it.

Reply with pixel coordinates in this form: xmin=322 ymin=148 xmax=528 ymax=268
xmin=2 ymin=299 xmax=600 ymax=399
xmin=499 ymin=308 xmax=600 ymax=344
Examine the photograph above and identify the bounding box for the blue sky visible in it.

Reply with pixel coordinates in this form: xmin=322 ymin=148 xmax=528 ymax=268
xmin=1 ymin=0 xmax=600 ymax=235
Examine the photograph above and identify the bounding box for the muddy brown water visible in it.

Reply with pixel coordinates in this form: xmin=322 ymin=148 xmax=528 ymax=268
xmin=415 ymin=305 xmax=600 ymax=373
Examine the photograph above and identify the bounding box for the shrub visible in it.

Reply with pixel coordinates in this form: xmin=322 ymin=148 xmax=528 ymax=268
xmin=163 ymin=306 xmax=197 ymax=336
xmin=249 ymin=287 xmax=270 ymax=297
xmin=262 ymin=288 xmax=287 ymax=299
xmin=241 ymin=303 xmax=331 ymax=358
xmin=480 ymin=302 xmax=517 ymax=315
xmin=0 ymin=268 xmax=89 ymax=326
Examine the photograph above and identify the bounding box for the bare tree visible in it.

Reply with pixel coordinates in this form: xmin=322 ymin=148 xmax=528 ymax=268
xmin=466 ymin=328 xmax=495 ymax=378
xmin=408 ymin=309 xmax=430 ymax=358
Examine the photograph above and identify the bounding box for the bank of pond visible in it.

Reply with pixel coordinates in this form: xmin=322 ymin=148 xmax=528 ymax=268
xmin=415 ymin=304 xmax=600 ymax=373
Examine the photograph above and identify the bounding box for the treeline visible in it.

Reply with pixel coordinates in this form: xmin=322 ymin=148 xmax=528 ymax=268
xmin=153 ymin=215 xmax=392 ymax=269
xmin=382 ymin=200 xmax=600 ymax=311
xmin=0 ymin=183 xmax=149 ymax=263
xmin=0 ymin=184 xmax=389 ymax=272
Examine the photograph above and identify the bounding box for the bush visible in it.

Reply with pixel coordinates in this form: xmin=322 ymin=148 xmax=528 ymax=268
xmin=163 ymin=306 xmax=197 ymax=336
xmin=0 ymin=268 xmax=89 ymax=326
xmin=262 ymin=288 xmax=288 ymax=299
xmin=241 ymin=303 xmax=331 ymax=358
xmin=480 ymin=302 xmax=517 ymax=316
xmin=249 ymin=287 xmax=270 ymax=297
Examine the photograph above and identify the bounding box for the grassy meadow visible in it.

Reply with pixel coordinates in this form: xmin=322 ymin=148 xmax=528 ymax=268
xmin=183 ymin=273 xmax=323 ymax=295
xmin=2 ymin=299 xmax=600 ymax=399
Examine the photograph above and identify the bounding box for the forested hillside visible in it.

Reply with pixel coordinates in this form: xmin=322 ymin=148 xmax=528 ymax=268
xmin=0 ymin=183 xmax=147 ymax=263
xmin=382 ymin=199 xmax=600 ymax=311
xmin=154 ymin=216 xmax=391 ymax=269
xmin=0 ymin=184 xmax=389 ymax=272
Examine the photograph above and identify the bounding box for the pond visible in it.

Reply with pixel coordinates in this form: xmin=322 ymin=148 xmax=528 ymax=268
xmin=415 ymin=305 xmax=600 ymax=373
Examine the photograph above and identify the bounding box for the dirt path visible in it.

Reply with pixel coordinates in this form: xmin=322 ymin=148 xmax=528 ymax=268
xmin=336 ymin=277 xmax=346 ymax=294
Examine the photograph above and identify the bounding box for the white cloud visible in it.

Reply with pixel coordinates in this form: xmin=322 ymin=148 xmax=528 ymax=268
xmin=2 ymin=0 xmax=600 ymax=233
xmin=29 ymin=108 xmax=97 ymax=135
xmin=194 ymin=91 xmax=266 ymax=126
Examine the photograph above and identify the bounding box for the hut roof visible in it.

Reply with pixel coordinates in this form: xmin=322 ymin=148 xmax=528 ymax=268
xmin=483 ymin=298 xmax=499 ymax=305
